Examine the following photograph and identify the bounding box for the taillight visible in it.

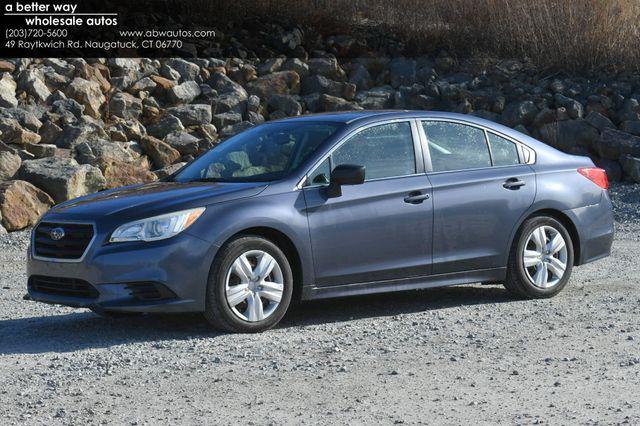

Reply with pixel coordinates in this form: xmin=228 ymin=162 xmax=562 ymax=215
xmin=578 ymin=167 xmax=609 ymax=190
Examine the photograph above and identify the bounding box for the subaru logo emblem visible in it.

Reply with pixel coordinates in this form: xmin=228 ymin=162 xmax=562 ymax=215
xmin=50 ymin=227 xmax=65 ymax=241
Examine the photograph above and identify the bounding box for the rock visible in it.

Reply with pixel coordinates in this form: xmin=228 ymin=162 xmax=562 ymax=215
xmin=109 ymin=92 xmax=143 ymax=120
xmin=621 ymin=155 xmax=640 ymax=183
xmin=0 ymin=73 xmax=18 ymax=108
xmin=620 ymin=121 xmax=640 ymax=137
xmin=167 ymin=104 xmax=212 ymax=126
xmin=301 ymin=75 xmax=355 ymax=100
xmin=103 ymin=161 xmax=157 ymax=189
xmin=246 ymin=71 xmax=300 ymax=100
xmin=593 ymin=157 xmax=623 ymax=182
xmin=281 ymin=58 xmax=309 ymax=78
xmin=164 ymin=131 xmax=200 ymax=156
xmin=74 ymin=139 xmax=142 ymax=170
xmin=258 ymin=58 xmax=285 ymax=76
xmin=212 ymin=112 xmax=243 ymax=130
xmin=56 ymin=120 xmax=107 ymax=148
xmin=19 ymin=69 xmax=50 ymax=103
xmin=167 ymin=81 xmax=201 ymax=104
xmin=150 ymin=75 xmax=176 ymax=92
xmin=387 ymin=57 xmax=417 ymax=88
xmin=38 ymin=121 xmax=63 ymax=145
xmin=129 ymin=77 xmax=157 ymax=94
xmin=51 ymin=97 xmax=85 ymax=119
xmin=154 ymin=162 xmax=186 ymax=179
xmin=308 ymin=58 xmax=344 ymax=80
xmin=268 ymin=94 xmax=302 ymax=116
xmin=554 ymin=94 xmax=583 ymax=119
xmin=220 ymin=121 xmax=254 ymax=138
xmin=166 ymin=59 xmax=200 ymax=82
xmin=24 ymin=143 xmax=56 ymax=158
xmin=64 ymin=77 xmax=106 ymax=119
xmin=0 ymin=118 xmax=41 ymax=145
xmin=585 ymin=111 xmax=615 ymax=132
xmin=0 ymin=108 xmax=42 ymax=132
xmin=356 ymin=87 xmax=395 ymax=109
xmin=0 ymin=61 xmax=16 ymax=73
xmin=139 ymin=135 xmax=181 ymax=168
xmin=349 ymin=64 xmax=373 ymax=91
xmin=0 ymin=150 xmax=21 ymax=180
xmin=502 ymin=100 xmax=538 ymax=127
xmin=147 ymin=115 xmax=184 ymax=139
xmin=0 ymin=180 xmax=53 ymax=231
xmin=18 ymin=157 xmax=106 ymax=203
xmin=320 ymin=94 xmax=363 ymax=112
xmin=538 ymin=119 xmax=599 ymax=151
xmin=594 ymin=128 xmax=640 ymax=160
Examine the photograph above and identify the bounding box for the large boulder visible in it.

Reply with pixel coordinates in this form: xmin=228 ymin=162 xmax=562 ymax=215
xmin=74 ymin=139 xmax=143 ymax=169
xmin=55 ymin=119 xmax=108 ymax=148
xmin=139 ymin=135 xmax=181 ymax=169
xmin=164 ymin=131 xmax=200 ymax=156
xmin=147 ymin=114 xmax=184 ymax=139
xmin=300 ymin=75 xmax=355 ymax=100
xmin=538 ymin=119 xmax=599 ymax=152
xmin=0 ymin=73 xmax=18 ymax=108
xmin=0 ymin=117 xmax=40 ymax=145
xmin=167 ymin=81 xmax=201 ymax=104
xmin=19 ymin=69 xmax=50 ymax=103
xmin=18 ymin=157 xmax=106 ymax=203
xmin=109 ymin=91 xmax=143 ymax=120
xmin=0 ymin=180 xmax=54 ymax=231
xmin=102 ymin=161 xmax=157 ymax=189
xmin=246 ymin=71 xmax=300 ymax=100
xmin=308 ymin=58 xmax=345 ymax=80
xmin=320 ymin=94 xmax=363 ymax=112
xmin=64 ymin=77 xmax=106 ymax=118
xmin=593 ymin=128 xmax=640 ymax=160
xmin=0 ymin=150 xmax=21 ymax=180
xmin=166 ymin=104 xmax=212 ymax=126
xmin=502 ymin=100 xmax=538 ymax=127
xmin=621 ymin=155 xmax=640 ymax=183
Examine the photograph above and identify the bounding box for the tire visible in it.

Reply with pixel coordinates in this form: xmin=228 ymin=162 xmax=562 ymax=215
xmin=504 ymin=216 xmax=574 ymax=298
xmin=203 ymin=235 xmax=294 ymax=333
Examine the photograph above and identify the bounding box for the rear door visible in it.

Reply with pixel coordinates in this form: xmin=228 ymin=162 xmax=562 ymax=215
xmin=302 ymin=120 xmax=433 ymax=287
xmin=420 ymin=120 xmax=536 ymax=274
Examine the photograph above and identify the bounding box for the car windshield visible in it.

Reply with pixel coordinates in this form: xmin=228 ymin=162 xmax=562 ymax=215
xmin=173 ymin=121 xmax=341 ymax=183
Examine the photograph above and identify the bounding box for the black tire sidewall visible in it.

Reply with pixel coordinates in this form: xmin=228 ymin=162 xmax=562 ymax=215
xmin=206 ymin=236 xmax=293 ymax=333
xmin=514 ymin=216 xmax=574 ymax=297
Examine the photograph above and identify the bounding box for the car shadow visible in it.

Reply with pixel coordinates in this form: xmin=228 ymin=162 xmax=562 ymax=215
xmin=0 ymin=285 xmax=515 ymax=355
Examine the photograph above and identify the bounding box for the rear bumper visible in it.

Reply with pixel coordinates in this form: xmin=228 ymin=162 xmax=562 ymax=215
xmin=564 ymin=191 xmax=614 ymax=265
xmin=27 ymin=232 xmax=219 ymax=313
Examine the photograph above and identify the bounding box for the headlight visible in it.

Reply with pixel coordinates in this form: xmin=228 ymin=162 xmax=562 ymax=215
xmin=109 ymin=207 xmax=205 ymax=243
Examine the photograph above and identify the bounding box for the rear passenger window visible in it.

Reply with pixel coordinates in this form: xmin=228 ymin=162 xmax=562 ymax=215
xmin=332 ymin=122 xmax=416 ymax=180
xmin=488 ymin=133 xmax=520 ymax=166
xmin=422 ymin=122 xmax=491 ymax=172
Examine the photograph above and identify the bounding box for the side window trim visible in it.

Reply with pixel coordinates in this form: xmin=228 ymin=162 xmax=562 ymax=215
xmin=419 ymin=118 xmax=535 ymax=174
xmin=300 ymin=119 xmax=420 ymax=188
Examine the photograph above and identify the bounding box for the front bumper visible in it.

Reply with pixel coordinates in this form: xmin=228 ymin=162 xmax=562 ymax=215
xmin=27 ymin=231 xmax=219 ymax=313
xmin=564 ymin=190 xmax=615 ymax=265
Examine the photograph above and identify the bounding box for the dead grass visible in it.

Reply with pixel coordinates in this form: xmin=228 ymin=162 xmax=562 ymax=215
xmin=180 ymin=0 xmax=640 ymax=71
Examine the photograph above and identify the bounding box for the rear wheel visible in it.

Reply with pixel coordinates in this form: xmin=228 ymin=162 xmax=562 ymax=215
xmin=504 ymin=216 xmax=574 ymax=298
xmin=203 ymin=235 xmax=293 ymax=333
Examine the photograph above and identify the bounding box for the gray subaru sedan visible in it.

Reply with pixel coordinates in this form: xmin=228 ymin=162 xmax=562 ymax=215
xmin=27 ymin=111 xmax=614 ymax=333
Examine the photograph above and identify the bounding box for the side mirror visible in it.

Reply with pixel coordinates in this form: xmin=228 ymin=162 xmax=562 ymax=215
xmin=326 ymin=164 xmax=365 ymax=197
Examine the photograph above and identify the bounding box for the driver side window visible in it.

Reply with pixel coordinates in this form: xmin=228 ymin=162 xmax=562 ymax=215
xmin=306 ymin=121 xmax=416 ymax=186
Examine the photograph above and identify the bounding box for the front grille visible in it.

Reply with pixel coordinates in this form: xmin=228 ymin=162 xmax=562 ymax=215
xmin=125 ymin=282 xmax=176 ymax=302
xmin=33 ymin=222 xmax=94 ymax=260
xmin=29 ymin=276 xmax=99 ymax=299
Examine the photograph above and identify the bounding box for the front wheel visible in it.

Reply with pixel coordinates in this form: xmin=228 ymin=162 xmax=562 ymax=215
xmin=504 ymin=216 xmax=574 ymax=298
xmin=203 ymin=235 xmax=293 ymax=333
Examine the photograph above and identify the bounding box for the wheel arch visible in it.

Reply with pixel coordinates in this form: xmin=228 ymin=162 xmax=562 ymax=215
xmin=221 ymin=226 xmax=305 ymax=302
xmin=511 ymin=208 xmax=581 ymax=266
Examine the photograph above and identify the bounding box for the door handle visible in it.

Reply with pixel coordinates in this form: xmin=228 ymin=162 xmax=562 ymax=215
xmin=503 ymin=178 xmax=526 ymax=189
xmin=404 ymin=191 xmax=430 ymax=204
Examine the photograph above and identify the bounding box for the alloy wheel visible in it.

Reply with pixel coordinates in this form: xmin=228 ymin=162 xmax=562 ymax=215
xmin=522 ymin=225 xmax=568 ymax=289
xmin=224 ymin=250 xmax=285 ymax=322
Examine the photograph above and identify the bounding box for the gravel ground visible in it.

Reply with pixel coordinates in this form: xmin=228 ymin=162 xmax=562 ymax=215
xmin=1 ymin=184 xmax=639 ymax=425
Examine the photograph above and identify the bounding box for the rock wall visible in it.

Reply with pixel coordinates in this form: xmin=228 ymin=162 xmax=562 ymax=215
xmin=1 ymin=25 xmax=640 ymax=232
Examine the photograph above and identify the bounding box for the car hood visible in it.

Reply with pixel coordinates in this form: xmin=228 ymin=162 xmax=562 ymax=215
xmin=47 ymin=181 xmax=268 ymax=220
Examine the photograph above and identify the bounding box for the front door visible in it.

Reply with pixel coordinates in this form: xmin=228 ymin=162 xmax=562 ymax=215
xmin=302 ymin=121 xmax=433 ymax=287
